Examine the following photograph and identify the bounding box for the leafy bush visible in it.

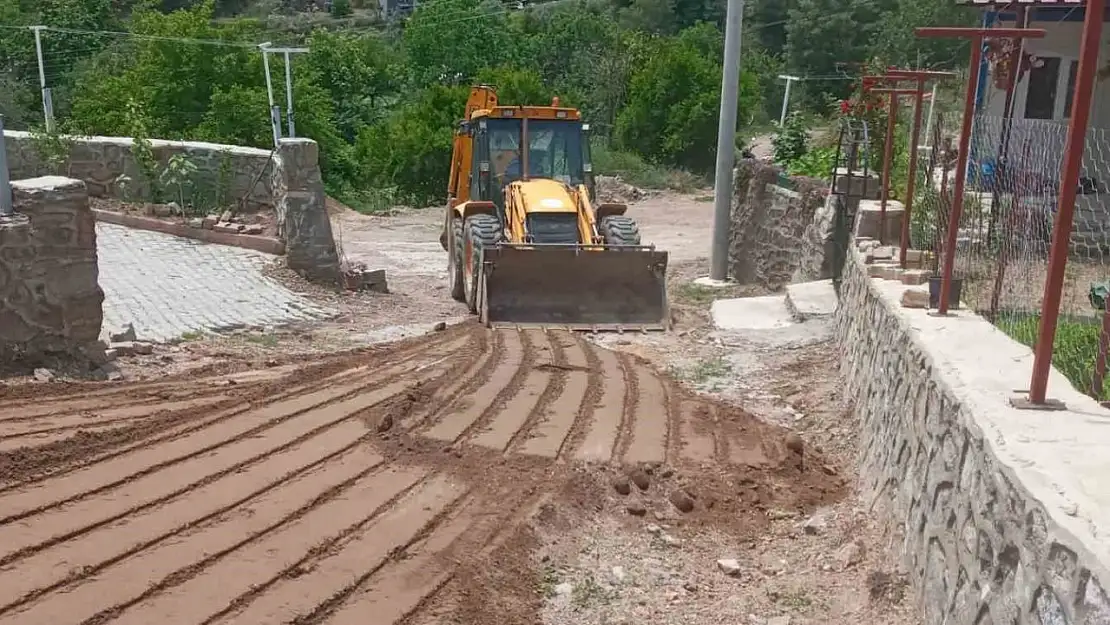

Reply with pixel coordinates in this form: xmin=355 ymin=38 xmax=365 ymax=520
xmin=592 ymin=139 xmax=703 ymax=191
xmin=772 ymin=110 xmax=808 ymax=167
xmin=615 ymin=22 xmax=759 ymax=174
xmin=786 ymin=146 xmax=836 ymax=180
xmin=330 ymin=0 xmax=352 ymax=17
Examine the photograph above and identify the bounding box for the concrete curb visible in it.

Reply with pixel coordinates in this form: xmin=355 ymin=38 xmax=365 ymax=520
xmin=92 ymin=209 xmax=286 ymax=256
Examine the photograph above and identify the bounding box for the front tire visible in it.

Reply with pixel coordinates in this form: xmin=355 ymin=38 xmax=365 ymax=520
xmin=599 ymin=215 xmax=642 ymax=246
xmin=449 ymin=218 xmax=466 ymax=302
xmin=463 ymin=214 xmax=502 ymax=313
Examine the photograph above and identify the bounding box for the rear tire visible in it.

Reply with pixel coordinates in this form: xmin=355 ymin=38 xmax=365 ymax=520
xmin=463 ymin=214 xmax=502 ymax=313
xmin=599 ymin=215 xmax=642 ymax=247
xmin=448 ymin=217 xmax=466 ymax=302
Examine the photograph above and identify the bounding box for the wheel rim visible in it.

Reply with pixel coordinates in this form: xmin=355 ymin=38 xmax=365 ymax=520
xmin=450 ymin=231 xmax=462 ymax=292
xmin=464 ymin=238 xmax=475 ymax=301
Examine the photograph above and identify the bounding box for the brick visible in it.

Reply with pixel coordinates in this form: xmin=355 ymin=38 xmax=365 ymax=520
xmin=901 ymin=270 xmax=931 ymax=286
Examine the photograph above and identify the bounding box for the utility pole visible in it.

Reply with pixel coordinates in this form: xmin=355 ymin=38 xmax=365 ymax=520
xmin=0 ymin=115 xmax=12 ymax=216
xmin=258 ymin=43 xmax=281 ymax=147
xmin=259 ymin=43 xmax=309 ymax=142
xmin=777 ymin=75 xmax=800 ymax=127
xmin=30 ymin=26 xmax=54 ymax=132
xmin=708 ymin=0 xmax=745 ymax=283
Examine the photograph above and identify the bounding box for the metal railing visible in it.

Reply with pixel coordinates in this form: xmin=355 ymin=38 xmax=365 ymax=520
xmin=0 ymin=115 xmax=12 ymax=216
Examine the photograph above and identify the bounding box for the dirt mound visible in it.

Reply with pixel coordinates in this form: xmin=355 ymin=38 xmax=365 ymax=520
xmin=596 ymin=175 xmax=646 ymax=204
xmin=0 ymin=323 xmax=842 ymax=624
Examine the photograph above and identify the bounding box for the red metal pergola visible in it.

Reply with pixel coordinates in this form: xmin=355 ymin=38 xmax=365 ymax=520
xmin=868 ymin=70 xmax=955 ymax=268
xmin=917 ymin=0 xmax=1106 ymax=407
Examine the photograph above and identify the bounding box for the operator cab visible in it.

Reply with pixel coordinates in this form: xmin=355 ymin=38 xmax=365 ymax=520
xmin=468 ymin=110 xmax=596 ymax=204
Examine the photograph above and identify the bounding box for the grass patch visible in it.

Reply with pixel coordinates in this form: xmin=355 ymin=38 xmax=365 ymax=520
xmin=672 ymin=283 xmax=718 ymax=306
xmin=179 ymin=330 xmax=203 ymax=341
xmin=571 ymin=573 xmax=612 ymax=609
xmin=592 ymin=140 xmax=704 ymax=192
xmin=335 ymin=186 xmax=402 ymax=215
xmin=243 ymin=333 xmax=280 ymax=348
xmin=669 ymin=356 xmax=732 ymax=386
xmin=537 ymin=563 xmax=561 ymax=599
xmin=995 ymin=312 xmax=1107 ymax=399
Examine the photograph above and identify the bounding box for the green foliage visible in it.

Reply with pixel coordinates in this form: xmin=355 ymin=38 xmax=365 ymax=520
xmin=786 ymin=146 xmax=836 ymax=180
xmin=329 ymin=0 xmax=351 ymax=17
xmin=772 ymin=111 xmax=808 ymax=166
xmin=0 ymin=0 xmax=963 ymax=209
xmin=615 ymin=22 xmax=758 ymax=174
xmin=996 ymin=314 xmax=1109 ymax=400
xmin=591 ymin=139 xmax=703 ymax=191
xmin=27 ymin=122 xmax=77 ymax=176
xmin=354 ymin=85 xmax=469 ymax=207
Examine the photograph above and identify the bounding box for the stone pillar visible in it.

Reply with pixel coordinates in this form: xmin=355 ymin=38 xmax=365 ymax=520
xmin=271 ymin=139 xmax=340 ymax=282
xmin=0 ymin=176 xmax=105 ymax=364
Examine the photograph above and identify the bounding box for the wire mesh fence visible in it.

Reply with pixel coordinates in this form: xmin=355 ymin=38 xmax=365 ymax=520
xmin=919 ymin=110 xmax=1110 ymax=399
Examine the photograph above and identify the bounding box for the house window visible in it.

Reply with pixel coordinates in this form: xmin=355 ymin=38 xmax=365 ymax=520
xmin=1025 ymin=57 xmax=1060 ymax=119
xmin=1063 ymin=59 xmax=1079 ymax=118
xmin=1022 ymin=55 xmax=1080 ymax=121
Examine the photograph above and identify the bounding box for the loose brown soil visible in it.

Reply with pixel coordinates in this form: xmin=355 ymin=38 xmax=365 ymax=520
xmin=0 ymin=322 xmax=841 ymax=625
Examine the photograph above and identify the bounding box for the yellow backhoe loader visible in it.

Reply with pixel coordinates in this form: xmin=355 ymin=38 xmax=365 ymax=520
xmin=439 ymin=85 xmax=670 ymax=331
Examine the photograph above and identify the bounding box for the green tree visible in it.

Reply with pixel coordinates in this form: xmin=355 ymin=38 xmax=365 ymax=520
xmin=868 ymin=0 xmax=976 ymax=68
xmin=615 ymin=22 xmax=758 ymax=173
xmin=785 ymin=0 xmax=896 ymax=108
xmin=354 ymin=84 xmax=469 ymax=205
xmin=401 ymin=0 xmax=516 ymax=87
xmin=304 ymin=29 xmax=400 ymax=140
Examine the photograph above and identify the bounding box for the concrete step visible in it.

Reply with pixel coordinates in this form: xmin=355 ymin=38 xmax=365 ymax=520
xmin=710 ymin=295 xmax=796 ymax=332
xmin=785 ymin=279 xmax=838 ymax=321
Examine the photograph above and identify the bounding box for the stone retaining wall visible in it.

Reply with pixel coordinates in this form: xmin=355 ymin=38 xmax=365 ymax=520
xmin=271 ymin=139 xmax=339 ymax=281
xmin=0 ymin=177 xmax=105 ymax=364
xmin=835 ymin=243 xmax=1110 ymax=624
xmin=3 ymin=131 xmax=274 ymax=211
xmin=728 ymin=160 xmax=830 ymax=291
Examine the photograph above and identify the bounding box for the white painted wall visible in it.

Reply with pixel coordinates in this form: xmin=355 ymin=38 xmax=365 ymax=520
xmin=984 ymin=18 xmax=1110 ymax=127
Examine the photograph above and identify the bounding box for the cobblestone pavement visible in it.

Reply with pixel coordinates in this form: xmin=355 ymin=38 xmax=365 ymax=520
xmin=96 ymin=223 xmax=334 ymax=342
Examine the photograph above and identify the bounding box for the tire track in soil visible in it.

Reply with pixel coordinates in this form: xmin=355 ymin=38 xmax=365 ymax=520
xmin=0 ymin=421 xmax=388 ymax=615
xmin=517 ymin=331 xmax=590 ymax=459
xmin=676 ymin=398 xmax=717 ymax=463
xmin=0 ymin=369 xmax=451 ymax=570
xmin=0 ymin=333 xmax=468 ymax=515
xmin=573 ymin=342 xmax=627 ymax=463
xmin=471 ymin=329 xmax=553 ymax=452
xmin=0 ymin=332 xmax=468 ymax=490
xmin=213 ymin=476 xmax=468 ymax=625
xmin=0 ymin=323 xmax=852 ymax=625
xmin=0 ymin=395 xmax=235 ymax=444
xmin=3 ymin=447 xmax=389 ymax=622
xmin=422 ymin=329 xmax=526 ymax=445
xmin=621 ymin=358 xmax=669 ymax=466
xmin=100 ymin=468 xmax=441 ymax=625
xmin=400 ymin=329 xmax=493 ymax=432
xmin=16 ymin=461 xmax=420 ymax=625
xmin=332 ymin=487 xmax=549 ymax=625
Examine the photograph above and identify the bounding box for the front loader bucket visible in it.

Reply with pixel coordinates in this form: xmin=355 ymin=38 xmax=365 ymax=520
xmin=478 ymin=244 xmax=670 ymax=331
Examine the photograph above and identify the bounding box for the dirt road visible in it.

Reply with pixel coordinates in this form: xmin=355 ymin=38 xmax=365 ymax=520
xmin=0 ymin=322 xmax=840 ymax=625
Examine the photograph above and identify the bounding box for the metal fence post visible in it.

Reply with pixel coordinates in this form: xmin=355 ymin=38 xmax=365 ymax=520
xmin=0 ymin=115 xmax=13 ymax=216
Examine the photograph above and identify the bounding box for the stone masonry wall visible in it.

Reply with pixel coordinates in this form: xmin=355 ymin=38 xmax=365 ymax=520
xmin=0 ymin=176 xmax=105 ymax=363
xmin=729 ymin=159 xmax=828 ymax=290
xmin=3 ymin=130 xmax=274 ymax=211
xmin=835 ymin=244 xmax=1110 ymax=624
xmin=271 ymin=138 xmax=339 ymax=281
